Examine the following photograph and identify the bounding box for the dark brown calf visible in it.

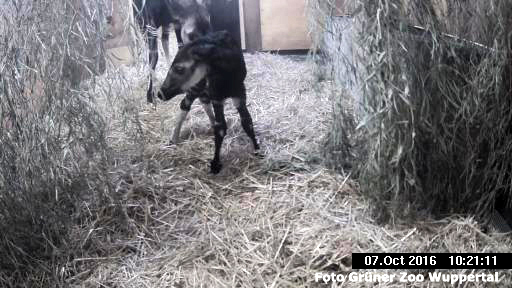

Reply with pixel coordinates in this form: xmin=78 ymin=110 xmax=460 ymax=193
xmin=132 ymin=0 xmax=211 ymax=103
xmin=158 ymin=31 xmax=260 ymax=174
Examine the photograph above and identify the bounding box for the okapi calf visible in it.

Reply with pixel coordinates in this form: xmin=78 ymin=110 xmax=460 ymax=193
xmin=157 ymin=31 xmax=260 ymax=174
xmin=132 ymin=0 xmax=211 ymax=103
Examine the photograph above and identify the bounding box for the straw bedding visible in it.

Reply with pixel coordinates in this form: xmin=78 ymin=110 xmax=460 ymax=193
xmin=62 ymin=43 xmax=512 ymax=287
xmin=2 ymin=4 xmax=512 ymax=284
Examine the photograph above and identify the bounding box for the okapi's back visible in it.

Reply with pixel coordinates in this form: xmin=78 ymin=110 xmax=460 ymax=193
xmin=202 ymin=31 xmax=246 ymax=80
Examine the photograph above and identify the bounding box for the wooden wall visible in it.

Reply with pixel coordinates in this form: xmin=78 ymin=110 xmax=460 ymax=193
xmin=259 ymin=0 xmax=311 ymax=51
xmin=242 ymin=0 xmax=262 ymax=51
xmin=241 ymin=0 xmax=312 ymax=51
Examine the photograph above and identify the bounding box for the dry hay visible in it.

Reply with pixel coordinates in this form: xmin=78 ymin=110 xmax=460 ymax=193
xmin=61 ymin=41 xmax=512 ymax=287
xmin=306 ymin=0 xmax=512 ymax=226
xmin=1 ymin=2 xmax=512 ymax=287
xmin=0 ymin=1 xmax=111 ymax=286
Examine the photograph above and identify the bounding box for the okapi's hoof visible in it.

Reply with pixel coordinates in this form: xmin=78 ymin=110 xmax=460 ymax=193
xmin=210 ymin=160 xmax=223 ymax=174
xmin=254 ymin=150 xmax=264 ymax=159
xmin=169 ymin=135 xmax=180 ymax=146
xmin=146 ymin=91 xmax=154 ymax=104
xmin=157 ymin=90 xmax=165 ymax=101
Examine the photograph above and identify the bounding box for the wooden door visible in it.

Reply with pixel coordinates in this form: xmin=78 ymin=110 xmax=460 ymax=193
xmin=259 ymin=0 xmax=311 ymax=51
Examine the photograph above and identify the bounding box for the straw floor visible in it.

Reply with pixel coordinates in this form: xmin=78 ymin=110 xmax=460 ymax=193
xmin=68 ymin=42 xmax=512 ymax=287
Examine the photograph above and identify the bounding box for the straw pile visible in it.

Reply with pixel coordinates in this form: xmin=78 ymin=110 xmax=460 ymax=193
xmin=60 ymin=39 xmax=512 ymax=287
xmin=3 ymin=1 xmax=512 ymax=286
xmin=0 ymin=0 xmax=111 ymax=286
xmin=309 ymin=0 xmax=512 ymax=223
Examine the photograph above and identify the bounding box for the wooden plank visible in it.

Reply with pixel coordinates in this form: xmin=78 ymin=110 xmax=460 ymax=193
xmin=239 ymin=0 xmax=246 ymax=50
xmin=242 ymin=0 xmax=262 ymax=52
xmin=260 ymin=0 xmax=311 ymax=51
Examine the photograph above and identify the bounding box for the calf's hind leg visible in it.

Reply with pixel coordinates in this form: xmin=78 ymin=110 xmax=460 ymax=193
xmin=211 ymin=102 xmax=227 ymax=174
xmin=195 ymin=79 xmax=215 ymax=128
xmin=199 ymin=97 xmax=215 ymax=130
xmin=232 ymin=97 xmax=260 ymax=153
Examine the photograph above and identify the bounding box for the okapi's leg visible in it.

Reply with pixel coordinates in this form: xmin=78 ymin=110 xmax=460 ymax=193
xmin=195 ymin=79 xmax=215 ymax=128
xmin=199 ymin=97 xmax=215 ymax=129
xmin=211 ymin=101 xmax=227 ymax=174
xmin=170 ymin=80 xmax=208 ymax=144
xmin=232 ymin=96 xmax=260 ymax=152
xmin=161 ymin=24 xmax=173 ymax=64
xmin=174 ymin=24 xmax=184 ymax=48
xmin=170 ymin=92 xmax=199 ymax=144
xmin=147 ymin=24 xmax=159 ymax=104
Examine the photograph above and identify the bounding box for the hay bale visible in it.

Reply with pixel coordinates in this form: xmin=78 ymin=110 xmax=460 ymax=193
xmin=0 ymin=0 xmax=113 ymax=285
xmin=355 ymin=0 xmax=512 ymax=222
xmin=306 ymin=0 xmax=366 ymax=170
xmin=308 ymin=0 xmax=512 ymax=223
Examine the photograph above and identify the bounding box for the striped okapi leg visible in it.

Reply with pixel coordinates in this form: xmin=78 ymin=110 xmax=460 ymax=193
xmin=174 ymin=24 xmax=184 ymax=48
xmin=200 ymin=98 xmax=215 ymax=129
xmin=195 ymin=79 xmax=215 ymax=128
xmin=232 ymin=96 xmax=260 ymax=153
xmin=211 ymin=101 xmax=227 ymax=174
xmin=146 ymin=24 xmax=159 ymax=104
xmin=171 ymin=92 xmax=198 ymax=144
xmin=161 ymin=24 xmax=173 ymax=64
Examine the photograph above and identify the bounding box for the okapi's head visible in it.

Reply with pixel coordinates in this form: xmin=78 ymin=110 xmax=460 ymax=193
xmin=157 ymin=37 xmax=211 ymax=101
xmin=168 ymin=0 xmax=212 ymax=43
xmin=158 ymin=31 xmax=242 ymax=101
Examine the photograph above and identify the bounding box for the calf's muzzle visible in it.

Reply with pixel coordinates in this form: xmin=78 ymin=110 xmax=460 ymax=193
xmin=157 ymin=83 xmax=182 ymax=101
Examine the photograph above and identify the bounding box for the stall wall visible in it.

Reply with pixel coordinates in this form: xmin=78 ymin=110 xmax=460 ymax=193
xmin=259 ymin=0 xmax=311 ymax=51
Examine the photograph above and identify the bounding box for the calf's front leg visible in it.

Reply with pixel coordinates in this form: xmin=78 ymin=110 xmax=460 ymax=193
xmin=171 ymin=92 xmax=198 ymax=144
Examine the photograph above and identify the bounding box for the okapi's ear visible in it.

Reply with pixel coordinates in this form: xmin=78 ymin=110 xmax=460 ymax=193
xmin=189 ymin=43 xmax=215 ymax=60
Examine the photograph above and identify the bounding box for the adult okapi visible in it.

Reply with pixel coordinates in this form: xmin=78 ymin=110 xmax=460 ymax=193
xmin=157 ymin=31 xmax=260 ymax=174
xmin=132 ymin=0 xmax=211 ymax=103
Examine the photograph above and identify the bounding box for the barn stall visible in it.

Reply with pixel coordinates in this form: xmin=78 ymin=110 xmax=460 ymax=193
xmin=2 ymin=0 xmax=512 ymax=287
